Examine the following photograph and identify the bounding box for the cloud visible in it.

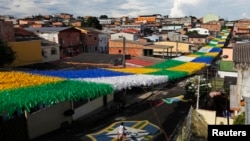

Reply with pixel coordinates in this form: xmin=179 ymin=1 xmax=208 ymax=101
xmin=0 ymin=0 xmax=249 ymax=20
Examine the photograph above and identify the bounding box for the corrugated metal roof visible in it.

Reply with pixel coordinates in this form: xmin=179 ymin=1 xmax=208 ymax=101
xmin=233 ymin=43 xmax=250 ymax=64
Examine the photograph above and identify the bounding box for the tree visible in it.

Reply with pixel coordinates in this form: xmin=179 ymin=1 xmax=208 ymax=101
xmin=184 ymin=75 xmax=212 ymax=107
xmin=82 ymin=17 xmax=102 ymax=30
xmin=99 ymin=15 xmax=108 ymax=19
xmin=185 ymin=30 xmax=199 ymax=36
xmin=0 ymin=39 xmax=16 ymax=67
xmin=233 ymin=112 xmax=245 ymax=125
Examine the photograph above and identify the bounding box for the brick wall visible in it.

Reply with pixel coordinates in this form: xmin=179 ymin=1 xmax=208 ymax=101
xmin=0 ymin=20 xmax=15 ymax=42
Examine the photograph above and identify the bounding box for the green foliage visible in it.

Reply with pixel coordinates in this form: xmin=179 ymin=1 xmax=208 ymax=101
xmin=99 ymin=15 xmax=108 ymax=19
xmin=184 ymin=75 xmax=212 ymax=100
xmin=81 ymin=17 xmax=102 ymax=30
xmin=233 ymin=112 xmax=245 ymax=125
xmin=0 ymin=39 xmax=16 ymax=67
xmin=186 ymin=30 xmax=199 ymax=36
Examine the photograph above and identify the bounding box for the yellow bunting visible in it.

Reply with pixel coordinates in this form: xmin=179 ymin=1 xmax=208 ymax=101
xmin=167 ymin=62 xmax=206 ymax=74
xmin=204 ymin=52 xmax=219 ymax=57
xmin=106 ymin=68 xmax=159 ymax=74
xmin=186 ymin=54 xmax=200 ymax=57
xmin=0 ymin=71 xmax=64 ymax=91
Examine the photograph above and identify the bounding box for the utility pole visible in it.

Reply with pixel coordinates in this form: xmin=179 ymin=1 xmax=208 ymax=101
xmin=196 ymin=75 xmax=200 ymax=109
xmin=122 ymin=37 xmax=126 ymax=68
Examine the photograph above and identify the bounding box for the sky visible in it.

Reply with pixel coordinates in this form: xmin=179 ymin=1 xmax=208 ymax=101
xmin=0 ymin=0 xmax=249 ymax=20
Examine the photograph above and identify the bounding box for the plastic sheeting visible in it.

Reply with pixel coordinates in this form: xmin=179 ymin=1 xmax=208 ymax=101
xmin=172 ymin=56 xmax=196 ymax=62
xmin=73 ymin=74 xmax=168 ymax=91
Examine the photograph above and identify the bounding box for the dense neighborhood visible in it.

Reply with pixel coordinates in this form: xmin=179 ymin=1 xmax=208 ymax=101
xmin=0 ymin=12 xmax=250 ymax=141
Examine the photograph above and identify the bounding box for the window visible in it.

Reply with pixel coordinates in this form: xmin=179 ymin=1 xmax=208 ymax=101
xmin=42 ymin=50 xmax=48 ymax=58
xmin=51 ymin=48 xmax=57 ymax=55
xmin=94 ymin=37 xmax=97 ymax=40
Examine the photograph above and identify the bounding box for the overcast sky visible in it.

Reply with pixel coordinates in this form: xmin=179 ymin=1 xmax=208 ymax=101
xmin=1 ymin=0 xmax=249 ymax=20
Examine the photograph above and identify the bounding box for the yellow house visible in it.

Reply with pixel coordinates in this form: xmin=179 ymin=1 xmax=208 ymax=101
xmin=9 ymin=40 xmax=43 ymax=67
xmin=154 ymin=41 xmax=191 ymax=54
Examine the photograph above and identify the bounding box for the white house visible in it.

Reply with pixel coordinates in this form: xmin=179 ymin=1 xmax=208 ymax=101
xmin=97 ymin=31 xmax=109 ymax=53
xmin=110 ymin=32 xmax=139 ymax=41
xmin=188 ymin=28 xmax=210 ymax=35
xmin=41 ymin=40 xmax=60 ymax=63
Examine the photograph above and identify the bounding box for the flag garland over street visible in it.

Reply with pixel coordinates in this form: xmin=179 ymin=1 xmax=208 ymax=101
xmin=0 ymin=29 xmax=230 ymax=117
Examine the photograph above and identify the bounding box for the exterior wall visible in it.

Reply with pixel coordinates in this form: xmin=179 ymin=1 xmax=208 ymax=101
xmin=215 ymin=117 xmax=233 ymax=125
xmin=200 ymin=21 xmax=221 ymax=33
xmin=162 ymin=25 xmax=183 ymax=31
xmin=72 ymin=95 xmax=113 ymax=120
xmin=9 ymin=40 xmax=43 ymax=67
xmin=38 ymin=32 xmax=59 ymax=43
xmin=242 ymin=70 xmax=250 ymax=97
xmin=42 ymin=45 xmax=60 ymax=63
xmin=109 ymin=40 xmax=144 ymax=56
xmin=71 ymin=21 xmax=81 ymax=27
xmin=233 ymin=19 xmax=250 ymax=36
xmin=222 ymin=48 xmax=233 ymax=61
xmin=245 ymin=97 xmax=250 ymax=124
xmin=188 ymin=28 xmax=210 ymax=35
xmin=58 ymin=28 xmax=81 ymax=48
xmin=137 ymin=16 xmax=156 ymax=23
xmin=110 ymin=32 xmax=138 ymax=41
xmin=218 ymin=71 xmax=237 ymax=78
xmin=188 ymin=37 xmax=207 ymax=44
xmin=18 ymin=19 xmax=29 ymax=25
xmin=26 ymin=101 xmax=72 ymax=139
xmin=154 ymin=41 xmax=191 ymax=53
xmin=99 ymin=18 xmax=114 ymax=25
xmin=98 ymin=33 xmax=108 ymax=53
xmin=203 ymin=13 xmax=219 ymax=23
xmin=196 ymin=109 xmax=216 ymax=125
xmin=0 ymin=20 xmax=15 ymax=42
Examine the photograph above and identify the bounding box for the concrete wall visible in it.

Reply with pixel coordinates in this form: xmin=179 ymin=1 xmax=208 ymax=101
xmin=154 ymin=41 xmax=191 ymax=53
xmin=9 ymin=40 xmax=43 ymax=67
xmin=42 ymin=45 xmax=60 ymax=63
xmin=196 ymin=109 xmax=216 ymax=125
xmin=109 ymin=40 xmax=144 ymax=57
xmin=26 ymin=101 xmax=72 ymax=139
xmin=73 ymin=94 xmax=114 ymax=120
xmin=222 ymin=48 xmax=233 ymax=61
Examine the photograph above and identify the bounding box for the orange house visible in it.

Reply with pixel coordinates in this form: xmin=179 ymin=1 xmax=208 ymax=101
xmin=137 ymin=15 xmax=157 ymax=24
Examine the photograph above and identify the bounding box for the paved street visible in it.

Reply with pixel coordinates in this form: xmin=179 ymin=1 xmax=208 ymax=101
xmin=32 ymin=79 xmax=191 ymax=141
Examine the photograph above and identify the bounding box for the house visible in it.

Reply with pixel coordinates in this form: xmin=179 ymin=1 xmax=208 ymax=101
xmin=109 ymin=39 xmax=173 ymax=58
xmin=74 ymin=27 xmax=100 ymax=53
xmin=99 ymin=18 xmax=115 ymax=25
xmin=14 ymin=27 xmax=60 ymax=64
xmin=202 ymin=13 xmax=219 ymax=23
xmin=0 ymin=20 xmax=15 ymax=42
xmin=154 ymin=41 xmax=192 ymax=56
xmin=144 ymin=35 xmax=163 ymax=42
xmin=9 ymin=40 xmax=43 ymax=67
xmin=161 ymin=24 xmax=184 ymax=32
xmin=136 ymin=14 xmax=162 ymax=24
xmin=188 ymin=27 xmax=210 ymax=35
xmin=0 ymin=22 xmax=43 ymax=67
xmin=232 ymin=43 xmax=250 ymax=124
xmin=110 ymin=32 xmax=139 ymax=41
xmin=233 ymin=19 xmax=250 ymax=37
xmin=200 ymin=21 xmax=221 ymax=36
xmin=24 ymin=27 xmax=82 ymax=58
xmin=161 ymin=16 xmax=193 ymax=27
xmin=188 ymin=35 xmax=208 ymax=45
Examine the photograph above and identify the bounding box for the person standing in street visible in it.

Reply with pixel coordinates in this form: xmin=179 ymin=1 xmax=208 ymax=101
xmin=117 ymin=121 xmax=127 ymax=141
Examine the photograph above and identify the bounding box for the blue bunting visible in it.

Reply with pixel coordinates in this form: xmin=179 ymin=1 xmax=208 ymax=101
xmin=26 ymin=68 xmax=132 ymax=79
